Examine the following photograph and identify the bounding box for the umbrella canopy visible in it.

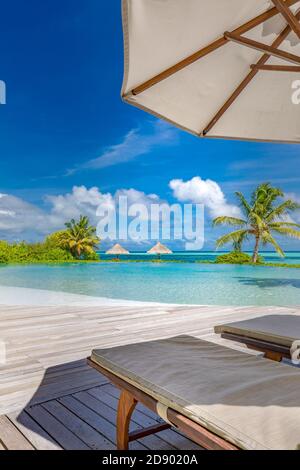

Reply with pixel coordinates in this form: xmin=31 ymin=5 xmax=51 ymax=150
xmin=147 ymin=242 xmax=173 ymax=254
xmin=122 ymin=0 xmax=300 ymax=143
xmin=106 ymin=244 xmax=130 ymax=255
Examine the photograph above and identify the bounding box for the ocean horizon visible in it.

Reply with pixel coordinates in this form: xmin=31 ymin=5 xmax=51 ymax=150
xmin=97 ymin=250 xmax=300 ymax=265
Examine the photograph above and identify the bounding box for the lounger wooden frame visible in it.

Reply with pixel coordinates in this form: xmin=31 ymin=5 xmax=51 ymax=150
xmin=220 ymin=332 xmax=291 ymax=362
xmin=87 ymin=357 xmax=239 ymax=451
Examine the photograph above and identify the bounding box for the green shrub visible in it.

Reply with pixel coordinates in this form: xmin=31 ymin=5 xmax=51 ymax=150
xmin=0 ymin=253 xmax=9 ymax=264
xmin=215 ymin=251 xmax=264 ymax=265
xmin=42 ymin=247 xmax=74 ymax=261
xmin=82 ymin=251 xmax=100 ymax=261
xmin=0 ymin=217 xmax=100 ymax=264
xmin=0 ymin=241 xmax=11 ymax=264
xmin=0 ymin=240 xmax=74 ymax=263
xmin=28 ymin=245 xmax=74 ymax=262
xmin=10 ymin=242 xmax=32 ymax=262
xmin=0 ymin=237 xmax=100 ymax=264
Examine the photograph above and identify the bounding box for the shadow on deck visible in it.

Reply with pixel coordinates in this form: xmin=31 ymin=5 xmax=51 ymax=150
xmin=0 ymin=359 xmax=201 ymax=450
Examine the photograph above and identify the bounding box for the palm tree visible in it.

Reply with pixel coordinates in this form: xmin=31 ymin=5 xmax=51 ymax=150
xmin=59 ymin=215 xmax=100 ymax=259
xmin=213 ymin=183 xmax=300 ymax=263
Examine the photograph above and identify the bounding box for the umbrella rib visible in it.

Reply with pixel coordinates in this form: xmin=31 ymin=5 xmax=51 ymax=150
xmin=129 ymin=0 xmax=299 ymax=96
xmin=250 ymin=64 xmax=300 ymax=72
xmin=224 ymin=32 xmax=300 ymax=65
xmin=271 ymin=0 xmax=300 ymax=39
xmin=202 ymin=14 xmax=300 ymax=136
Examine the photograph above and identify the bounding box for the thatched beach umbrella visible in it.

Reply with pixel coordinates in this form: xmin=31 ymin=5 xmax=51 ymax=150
xmin=122 ymin=0 xmax=300 ymax=143
xmin=106 ymin=244 xmax=130 ymax=256
xmin=147 ymin=242 xmax=173 ymax=256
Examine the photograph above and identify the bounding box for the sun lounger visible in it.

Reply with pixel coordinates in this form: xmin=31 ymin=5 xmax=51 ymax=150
xmin=215 ymin=315 xmax=300 ymax=362
xmin=88 ymin=335 xmax=300 ymax=450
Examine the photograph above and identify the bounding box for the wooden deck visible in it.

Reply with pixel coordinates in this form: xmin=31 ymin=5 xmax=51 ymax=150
xmin=0 ymin=303 xmax=299 ymax=450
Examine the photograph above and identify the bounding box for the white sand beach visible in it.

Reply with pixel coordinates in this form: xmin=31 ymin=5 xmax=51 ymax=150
xmin=0 ymin=285 xmax=168 ymax=307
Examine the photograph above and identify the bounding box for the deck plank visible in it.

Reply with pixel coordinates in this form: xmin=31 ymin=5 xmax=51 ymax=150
xmin=42 ymin=400 xmax=115 ymax=450
xmin=58 ymin=395 xmax=147 ymax=450
xmin=73 ymin=390 xmax=178 ymax=450
xmin=97 ymin=384 xmax=203 ymax=450
xmin=8 ymin=410 xmax=62 ymax=450
xmin=0 ymin=303 xmax=299 ymax=449
xmin=0 ymin=415 xmax=34 ymax=450
xmin=26 ymin=405 xmax=89 ymax=450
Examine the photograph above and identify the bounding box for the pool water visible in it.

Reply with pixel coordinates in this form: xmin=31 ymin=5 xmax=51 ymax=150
xmin=1 ymin=260 xmax=300 ymax=306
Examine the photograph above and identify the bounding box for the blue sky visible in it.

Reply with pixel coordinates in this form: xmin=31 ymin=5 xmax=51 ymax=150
xmin=0 ymin=0 xmax=300 ymax=250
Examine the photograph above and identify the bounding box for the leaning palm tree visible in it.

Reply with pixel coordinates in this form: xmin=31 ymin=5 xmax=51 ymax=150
xmin=59 ymin=215 xmax=100 ymax=259
xmin=213 ymin=183 xmax=300 ymax=263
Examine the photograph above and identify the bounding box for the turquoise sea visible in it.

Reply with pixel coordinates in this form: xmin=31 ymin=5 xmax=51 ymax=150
xmin=99 ymin=251 xmax=300 ymax=264
xmin=1 ymin=252 xmax=300 ymax=306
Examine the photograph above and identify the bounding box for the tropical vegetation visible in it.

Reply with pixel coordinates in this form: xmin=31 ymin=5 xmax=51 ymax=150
xmin=215 ymin=251 xmax=264 ymax=265
xmin=54 ymin=216 xmax=100 ymax=260
xmin=0 ymin=216 xmax=100 ymax=264
xmin=213 ymin=183 xmax=300 ymax=263
xmin=0 ymin=240 xmax=74 ymax=264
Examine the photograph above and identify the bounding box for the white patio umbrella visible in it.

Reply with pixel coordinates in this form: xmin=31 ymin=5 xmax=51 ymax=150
xmin=122 ymin=0 xmax=300 ymax=143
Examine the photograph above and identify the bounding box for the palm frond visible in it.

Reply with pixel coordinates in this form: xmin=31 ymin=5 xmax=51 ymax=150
xmin=248 ymin=212 xmax=264 ymax=230
xmin=266 ymin=200 xmax=300 ymax=222
xmin=262 ymin=231 xmax=285 ymax=257
xmin=235 ymin=192 xmax=252 ymax=218
xmin=83 ymin=246 xmax=94 ymax=254
xmin=270 ymin=227 xmax=300 ymax=240
xmin=216 ymin=230 xmax=249 ymax=249
xmin=251 ymin=183 xmax=269 ymax=207
xmin=213 ymin=216 xmax=247 ymax=227
xmin=61 ymin=216 xmax=100 ymax=259
xmin=252 ymin=183 xmax=283 ymax=218
xmin=263 ymin=185 xmax=284 ymax=208
xmin=269 ymin=221 xmax=300 ymax=229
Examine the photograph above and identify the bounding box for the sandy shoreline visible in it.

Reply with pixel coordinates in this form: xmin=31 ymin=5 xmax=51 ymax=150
xmin=0 ymin=285 xmax=171 ymax=307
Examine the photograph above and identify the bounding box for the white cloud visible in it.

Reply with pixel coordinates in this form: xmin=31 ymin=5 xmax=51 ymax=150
xmin=68 ymin=120 xmax=178 ymax=174
xmin=116 ymin=188 xmax=160 ymax=212
xmin=46 ymin=186 xmax=115 ymax=224
xmin=0 ymin=210 xmax=16 ymax=217
xmin=116 ymin=188 xmax=160 ymax=206
xmin=0 ymin=179 xmax=239 ymax=246
xmin=115 ymin=188 xmax=170 ymax=223
xmin=0 ymin=194 xmax=48 ymax=237
xmin=169 ymin=176 xmax=241 ymax=219
xmin=0 ymin=186 xmax=166 ymax=242
xmin=0 ymin=187 xmax=115 ymax=240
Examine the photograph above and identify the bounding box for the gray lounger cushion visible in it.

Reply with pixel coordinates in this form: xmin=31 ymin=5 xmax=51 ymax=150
xmin=92 ymin=335 xmax=300 ymax=450
xmin=215 ymin=314 xmax=300 ymax=347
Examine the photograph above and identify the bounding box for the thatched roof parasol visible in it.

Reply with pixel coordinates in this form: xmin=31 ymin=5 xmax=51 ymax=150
xmin=106 ymin=244 xmax=130 ymax=255
xmin=147 ymin=242 xmax=173 ymax=254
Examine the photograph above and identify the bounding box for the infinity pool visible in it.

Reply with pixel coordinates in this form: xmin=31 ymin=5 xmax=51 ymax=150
xmin=0 ymin=261 xmax=300 ymax=306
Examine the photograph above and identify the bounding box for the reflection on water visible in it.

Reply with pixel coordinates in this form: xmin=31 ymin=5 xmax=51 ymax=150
xmin=236 ymin=278 xmax=300 ymax=290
